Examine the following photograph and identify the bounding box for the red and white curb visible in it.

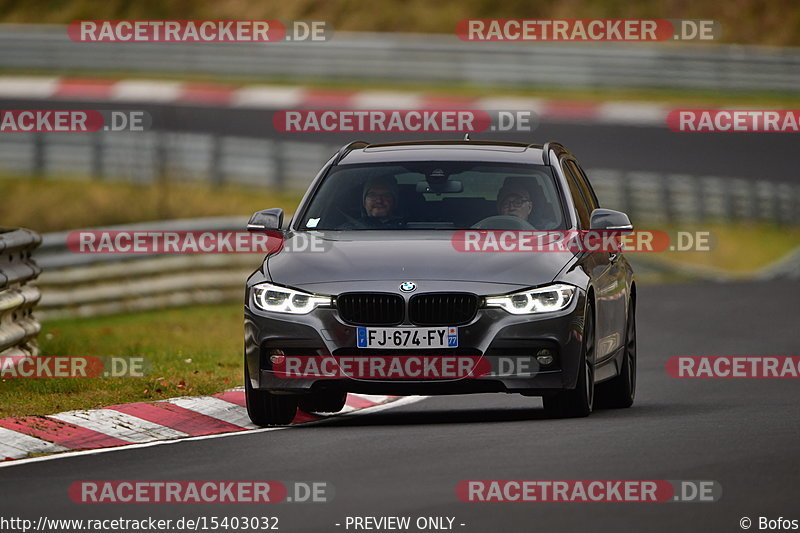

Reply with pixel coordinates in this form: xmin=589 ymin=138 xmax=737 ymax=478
xmin=0 ymin=390 xmax=407 ymax=463
xmin=0 ymin=76 xmax=669 ymax=126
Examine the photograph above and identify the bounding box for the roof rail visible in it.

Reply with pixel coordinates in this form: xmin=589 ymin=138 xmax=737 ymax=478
xmin=541 ymin=141 xmax=566 ymax=165
xmin=332 ymin=140 xmax=370 ymax=165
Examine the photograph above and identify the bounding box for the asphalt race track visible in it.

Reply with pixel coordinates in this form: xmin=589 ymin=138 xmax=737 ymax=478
xmin=1 ymin=280 xmax=798 ymax=532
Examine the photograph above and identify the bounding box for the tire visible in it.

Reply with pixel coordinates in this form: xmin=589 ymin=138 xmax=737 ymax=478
xmin=299 ymin=391 xmax=348 ymax=414
xmin=595 ymin=300 xmax=636 ymax=409
xmin=244 ymin=365 xmax=298 ymax=426
xmin=543 ymin=303 xmax=595 ymax=418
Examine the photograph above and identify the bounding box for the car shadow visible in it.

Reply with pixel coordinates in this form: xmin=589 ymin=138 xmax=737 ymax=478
xmin=302 ymin=400 xmax=709 ymax=428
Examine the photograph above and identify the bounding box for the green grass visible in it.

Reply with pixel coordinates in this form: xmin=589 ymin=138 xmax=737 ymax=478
xmin=639 ymin=222 xmax=800 ymax=274
xmin=0 ymin=175 xmax=303 ymax=233
xmin=0 ymin=304 xmax=243 ymax=418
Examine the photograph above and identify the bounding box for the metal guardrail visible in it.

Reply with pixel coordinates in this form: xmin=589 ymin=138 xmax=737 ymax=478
xmin=0 ymin=228 xmax=42 ymax=357
xmin=1 ymin=25 xmax=799 ymax=91
xmin=34 ymin=217 xmax=263 ymax=320
xmin=0 ymin=131 xmax=336 ymax=192
xmin=589 ymin=169 xmax=800 ymax=226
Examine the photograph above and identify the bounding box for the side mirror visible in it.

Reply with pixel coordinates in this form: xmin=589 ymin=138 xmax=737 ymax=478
xmin=247 ymin=208 xmax=284 ymax=231
xmin=589 ymin=208 xmax=633 ymax=233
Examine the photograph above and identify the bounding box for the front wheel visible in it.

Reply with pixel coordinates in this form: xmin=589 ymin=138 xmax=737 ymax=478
xmin=244 ymin=365 xmax=298 ymax=426
xmin=543 ymin=303 xmax=595 ymax=418
xmin=595 ymin=300 xmax=636 ymax=409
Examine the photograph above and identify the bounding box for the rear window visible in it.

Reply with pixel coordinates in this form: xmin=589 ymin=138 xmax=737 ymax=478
xmin=298 ymin=162 xmax=566 ymax=231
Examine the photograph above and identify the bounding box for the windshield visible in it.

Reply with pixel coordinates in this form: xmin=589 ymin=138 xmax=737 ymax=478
xmin=298 ymin=161 xmax=566 ymax=230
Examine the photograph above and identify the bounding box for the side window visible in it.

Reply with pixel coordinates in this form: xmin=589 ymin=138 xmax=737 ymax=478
xmin=568 ymin=161 xmax=600 ymax=209
xmin=562 ymin=161 xmax=591 ymax=229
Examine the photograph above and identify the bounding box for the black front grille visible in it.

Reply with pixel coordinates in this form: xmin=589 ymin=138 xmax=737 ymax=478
xmin=409 ymin=293 xmax=479 ymax=326
xmin=336 ymin=293 xmax=404 ymax=325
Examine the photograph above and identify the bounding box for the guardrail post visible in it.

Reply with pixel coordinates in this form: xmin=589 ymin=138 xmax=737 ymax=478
xmin=91 ymin=132 xmax=105 ymax=180
xmin=772 ymin=182 xmax=783 ymax=226
xmin=272 ymin=140 xmax=286 ymax=191
xmin=661 ymin=176 xmax=674 ymax=224
xmin=749 ymin=181 xmax=760 ymax=222
xmin=724 ymin=179 xmax=737 ymax=222
xmin=620 ymin=173 xmax=633 ymax=222
xmin=795 ymin=185 xmax=800 ymax=224
xmin=155 ymin=131 xmax=170 ymax=218
xmin=695 ymin=176 xmax=707 ymax=223
xmin=0 ymin=228 xmax=42 ymax=359
xmin=210 ymin=134 xmax=224 ymax=188
xmin=32 ymin=132 xmax=45 ymax=177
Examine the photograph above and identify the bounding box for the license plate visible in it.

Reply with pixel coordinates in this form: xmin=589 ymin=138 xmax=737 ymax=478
xmin=357 ymin=327 xmax=458 ymax=349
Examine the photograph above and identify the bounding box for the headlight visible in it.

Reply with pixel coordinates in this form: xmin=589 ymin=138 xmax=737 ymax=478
xmin=251 ymin=282 xmax=331 ymax=314
xmin=484 ymin=284 xmax=576 ymax=315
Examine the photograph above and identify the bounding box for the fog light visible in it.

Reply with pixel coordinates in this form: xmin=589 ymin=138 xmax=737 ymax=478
xmin=269 ymin=349 xmax=285 ymax=365
xmin=536 ymin=349 xmax=554 ymax=366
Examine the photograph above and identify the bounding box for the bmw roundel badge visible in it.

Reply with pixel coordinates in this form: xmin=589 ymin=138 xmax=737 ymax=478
xmin=400 ymin=281 xmax=417 ymax=292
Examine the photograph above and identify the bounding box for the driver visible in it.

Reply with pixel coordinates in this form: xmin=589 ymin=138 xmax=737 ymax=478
xmin=497 ymin=177 xmax=534 ymax=220
xmin=340 ymin=175 xmax=405 ymax=229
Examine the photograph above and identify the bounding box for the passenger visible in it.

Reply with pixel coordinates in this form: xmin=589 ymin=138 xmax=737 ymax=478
xmin=497 ymin=178 xmax=534 ymax=221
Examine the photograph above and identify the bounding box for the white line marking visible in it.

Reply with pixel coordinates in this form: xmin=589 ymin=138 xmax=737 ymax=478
xmin=351 ymin=91 xmax=423 ymax=110
xmin=111 ymin=80 xmax=183 ymax=102
xmin=476 ymin=97 xmax=546 ymax=114
xmin=0 ymin=427 xmax=68 ymax=459
xmin=0 ymin=396 xmax=427 ymax=469
xmin=597 ymin=101 xmax=668 ymax=125
xmin=162 ymin=396 xmax=257 ymax=429
xmin=49 ymin=410 xmax=189 ymax=443
xmin=232 ymin=86 xmax=304 ymax=108
xmin=0 ymin=77 xmax=59 ymax=98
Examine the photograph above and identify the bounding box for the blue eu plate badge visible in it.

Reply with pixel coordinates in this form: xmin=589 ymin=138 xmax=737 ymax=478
xmin=447 ymin=327 xmax=458 ymax=347
xmin=357 ymin=327 xmax=368 ymax=347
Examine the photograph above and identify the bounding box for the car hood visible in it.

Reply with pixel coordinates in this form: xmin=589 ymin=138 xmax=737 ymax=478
xmin=266 ymin=231 xmax=574 ymax=291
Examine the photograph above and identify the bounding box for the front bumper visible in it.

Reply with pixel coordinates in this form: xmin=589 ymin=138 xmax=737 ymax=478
xmin=245 ymin=289 xmax=586 ymax=397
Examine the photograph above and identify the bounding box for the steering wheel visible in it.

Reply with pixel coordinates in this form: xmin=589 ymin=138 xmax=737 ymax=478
xmin=335 ymin=207 xmax=370 ymax=229
xmin=471 ymin=215 xmax=535 ymax=230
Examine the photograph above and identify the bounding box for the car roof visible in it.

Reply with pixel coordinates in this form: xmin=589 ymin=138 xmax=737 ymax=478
xmin=338 ymin=140 xmax=547 ymax=165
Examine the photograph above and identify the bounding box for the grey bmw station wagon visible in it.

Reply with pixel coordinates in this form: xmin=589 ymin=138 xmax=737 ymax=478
xmin=244 ymin=140 xmax=637 ymax=425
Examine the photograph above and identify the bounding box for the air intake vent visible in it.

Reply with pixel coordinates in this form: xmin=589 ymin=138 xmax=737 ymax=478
xmin=336 ymin=293 xmax=404 ymax=326
xmin=409 ymin=293 xmax=479 ymax=326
